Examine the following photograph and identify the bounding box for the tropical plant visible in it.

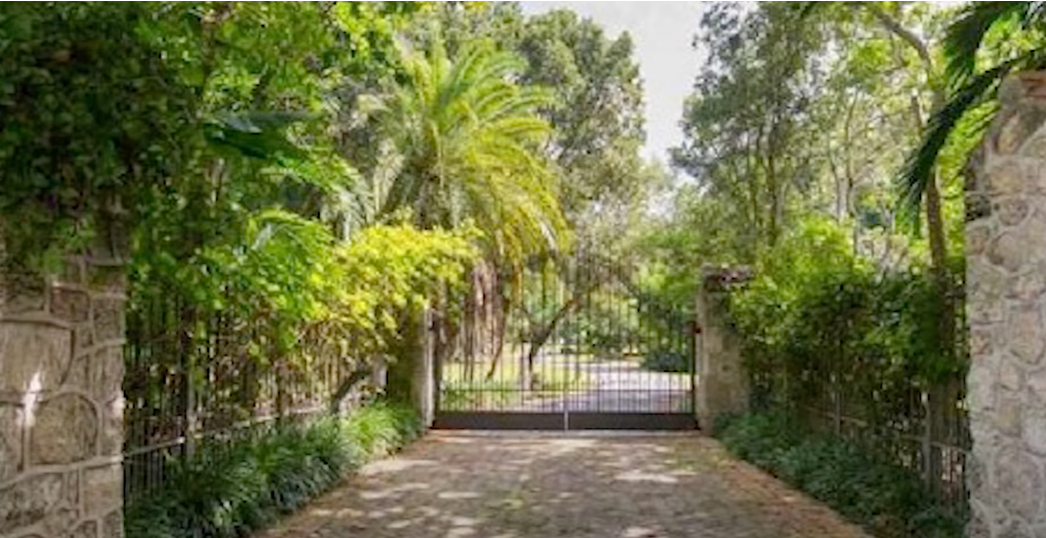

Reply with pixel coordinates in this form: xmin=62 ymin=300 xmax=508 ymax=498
xmin=374 ymin=37 xmax=569 ymax=266
xmin=717 ymin=412 xmax=965 ymax=538
xmin=124 ymin=403 xmax=422 ymax=538
xmin=899 ymin=1 xmax=1046 ymax=210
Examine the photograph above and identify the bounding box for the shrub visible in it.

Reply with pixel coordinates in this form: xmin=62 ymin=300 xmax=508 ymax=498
xmin=124 ymin=402 xmax=422 ymax=538
xmin=716 ymin=412 xmax=965 ymax=538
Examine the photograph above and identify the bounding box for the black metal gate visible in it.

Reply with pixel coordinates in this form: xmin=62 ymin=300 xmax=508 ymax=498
xmin=433 ymin=251 xmax=696 ymax=430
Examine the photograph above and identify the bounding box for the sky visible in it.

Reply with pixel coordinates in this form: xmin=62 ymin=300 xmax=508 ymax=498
xmin=520 ymin=1 xmax=708 ymax=164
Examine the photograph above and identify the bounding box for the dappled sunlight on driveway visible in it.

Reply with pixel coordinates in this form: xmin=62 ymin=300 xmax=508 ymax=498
xmin=257 ymin=432 xmax=870 ymax=538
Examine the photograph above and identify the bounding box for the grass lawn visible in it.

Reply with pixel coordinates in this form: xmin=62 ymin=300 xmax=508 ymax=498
xmin=440 ymin=347 xmax=593 ymax=410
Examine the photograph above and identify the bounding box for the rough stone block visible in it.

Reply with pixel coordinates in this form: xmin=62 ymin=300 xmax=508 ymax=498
xmin=1007 ymin=267 xmax=1046 ymax=301
xmin=995 ymin=446 xmax=1044 ymax=523
xmin=50 ymin=288 xmax=91 ymax=324
xmin=966 ymin=224 xmax=992 ymax=256
xmin=1022 ymin=407 xmax=1046 ymax=456
xmin=99 ymin=397 xmax=123 ymax=457
xmin=995 ymin=394 xmax=1023 ymax=437
xmin=996 ymin=105 xmax=1046 ymax=155
xmin=996 ymin=197 xmax=1031 ymax=227
xmin=0 ymin=323 xmax=73 ymax=394
xmin=73 ymin=323 xmax=95 ymax=357
xmin=1005 ymin=303 xmax=1046 ymax=366
xmin=68 ymin=519 xmax=98 ymax=538
xmin=102 ymin=509 xmax=122 ymax=538
xmin=93 ymin=348 xmax=123 ymax=402
xmin=64 ymin=354 xmax=91 ymax=394
xmin=970 ymin=328 xmax=993 ymax=357
xmin=1021 ymin=133 xmax=1046 ymax=160
xmin=0 ymin=473 xmax=67 ymax=535
xmin=988 ymin=232 xmax=1025 ymax=272
xmin=968 ymin=292 xmax=1004 ymax=325
xmin=29 ymin=394 xmax=99 ymax=465
xmin=91 ymin=299 xmax=124 ymax=344
xmin=82 ymin=464 xmax=121 ymax=517
xmin=65 ymin=471 xmax=79 ymax=508
xmin=1025 ymin=370 xmax=1046 ymax=407
xmin=0 ymin=273 xmax=46 ymax=315
xmin=0 ymin=403 xmax=22 ymax=483
xmin=988 ymin=160 xmax=1028 ymax=194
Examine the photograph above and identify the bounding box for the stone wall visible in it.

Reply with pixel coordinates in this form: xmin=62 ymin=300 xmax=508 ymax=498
xmin=694 ymin=265 xmax=751 ymax=429
xmin=0 ymin=258 xmax=126 ymax=538
xmin=966 ymin=72 xmax=1046 ymax=538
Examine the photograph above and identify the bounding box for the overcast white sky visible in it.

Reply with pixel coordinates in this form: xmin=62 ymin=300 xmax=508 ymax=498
xmin=520 ymin=1 xmax=708 ymax=164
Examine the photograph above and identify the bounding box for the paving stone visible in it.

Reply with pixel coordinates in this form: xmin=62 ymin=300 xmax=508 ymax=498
xmin=257 ymin=433 xmax=870 ymax=538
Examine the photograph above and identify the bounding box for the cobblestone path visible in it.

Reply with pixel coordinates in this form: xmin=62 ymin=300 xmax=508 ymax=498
xmin=258 ymin=432 xmax=870 ymax=538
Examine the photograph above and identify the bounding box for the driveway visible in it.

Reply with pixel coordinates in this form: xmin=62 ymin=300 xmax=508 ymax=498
xmin=258 ymin=432 xmax=870 ymax=538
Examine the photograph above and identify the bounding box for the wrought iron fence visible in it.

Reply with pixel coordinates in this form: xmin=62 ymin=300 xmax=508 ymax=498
xmin=746 ymin=287 xmax=970 ymax=519
xmin=122 ymin=293 xmax=378 ymax=503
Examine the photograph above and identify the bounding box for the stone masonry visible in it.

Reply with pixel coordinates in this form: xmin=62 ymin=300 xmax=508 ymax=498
xmin=0 ymin=255 xmax=126 ymax=538
xmin=967 ymin=72 xmax=1046 ymax=538
xmin=694 ymin=265 xmax=752 ymax=429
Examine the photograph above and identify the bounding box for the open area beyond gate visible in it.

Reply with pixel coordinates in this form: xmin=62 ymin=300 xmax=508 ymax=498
xmin=433 ymin=252 xmax=697 ymax=430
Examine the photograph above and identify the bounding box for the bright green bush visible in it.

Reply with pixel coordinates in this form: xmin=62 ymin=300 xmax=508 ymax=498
xmin=124 ymin=403 xmax=422 ymax=538
xmin=728 ymin=217 xmax=965 ymax=415
xmin=716 ymin=413 xmax=964 ymax=538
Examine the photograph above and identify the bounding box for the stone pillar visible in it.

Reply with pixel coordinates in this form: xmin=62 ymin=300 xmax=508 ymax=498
xmin=0 ymin=244 xmax=126 ymax=537
xmin=412 ymin=308 xmax=435 ymax=428
xmin=694 ymin=265 xmax=751 ymax=429
xmin=966 ymin=73 xmax=1046 ymax=538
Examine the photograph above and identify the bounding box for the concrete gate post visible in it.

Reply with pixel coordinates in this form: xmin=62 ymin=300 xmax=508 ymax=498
xmin=0 ymin=222 xmax=128 ymax=538
xmin=966 ymin=73 xmax=1046 ymax=537
xmin=694 ymin=265 xmax=751 ymax=429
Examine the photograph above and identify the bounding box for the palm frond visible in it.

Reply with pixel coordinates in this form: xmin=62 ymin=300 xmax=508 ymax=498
xmin=943 ymin=2 xmax=1029 ymax=88
xmin=377 ymin=35 xmax=568 ymax=266
xmin=205 ymin=111 xmax=311 ymax=161
xmin=896 ymin=62 xmax=1013 ymax=220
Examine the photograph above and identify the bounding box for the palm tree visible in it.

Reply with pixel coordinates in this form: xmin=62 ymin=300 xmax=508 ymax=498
xmin=899 ymin=2 xmax=1046 ymax=209
xmin=374 ymin=37 xmax=569 ymax=265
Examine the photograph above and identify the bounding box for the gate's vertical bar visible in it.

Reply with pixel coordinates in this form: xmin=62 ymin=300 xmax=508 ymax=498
xmin=610 ymin=255 xmax=619 ymax=414
xmin=691 ymin=313 xmax=698 ymax=417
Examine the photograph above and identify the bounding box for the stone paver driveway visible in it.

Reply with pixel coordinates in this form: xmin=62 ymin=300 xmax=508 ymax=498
xmin=259 ymin=432 xmax=870 ymax=538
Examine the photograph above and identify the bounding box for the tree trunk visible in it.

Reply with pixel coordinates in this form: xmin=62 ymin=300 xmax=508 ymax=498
xmin=868 ymin=3 xmax=954 ymax=356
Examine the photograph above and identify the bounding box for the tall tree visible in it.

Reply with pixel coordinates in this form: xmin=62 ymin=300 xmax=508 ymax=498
xmin=516 ymin=9 xmax=646 ymax=233
xmin=406 ymin=4 xmax=649 ymax=244
xmin=672 ymin=3 xmax=829 ymax=260
xmin=900 ymin=2 xmax=1046 ymax=205
xmin=374 ymin=38 xmax=568 ymax=266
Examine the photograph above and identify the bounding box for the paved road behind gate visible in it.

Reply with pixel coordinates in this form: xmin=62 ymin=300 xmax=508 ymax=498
xmin=258 ymin=432 xmax=871 ymax=538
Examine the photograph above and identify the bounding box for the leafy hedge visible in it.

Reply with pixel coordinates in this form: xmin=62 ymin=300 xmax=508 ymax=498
xmin=715 ymin=413 xmax=964 ymax=538
xmin=125 ymin=403 xmax=422 ymax=538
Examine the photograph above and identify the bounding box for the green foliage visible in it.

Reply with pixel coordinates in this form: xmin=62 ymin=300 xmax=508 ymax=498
xmin=672 ymin=3 xmax=829 ymax=253
xmin=729 ymin=218 xmax=964 ymax=412
xmin=406 ymin=3 xmax=654 ymax=247
xmin=640 ymin=349 xmax=689 ymax=373
xmin=717 ymin=413 xmax=965 ymax=538
xmin=899 ymin=1 xmax=1046 ymax=217
xmin=124 ymin=403 xmax=422 ymax=538
xmin=374 ymin=36 xmax=569 ymax=267
xmin=0 ymin=3 xmax=197 ymax=268
xmin=324 ymin=222 xmax=480 ymax=355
